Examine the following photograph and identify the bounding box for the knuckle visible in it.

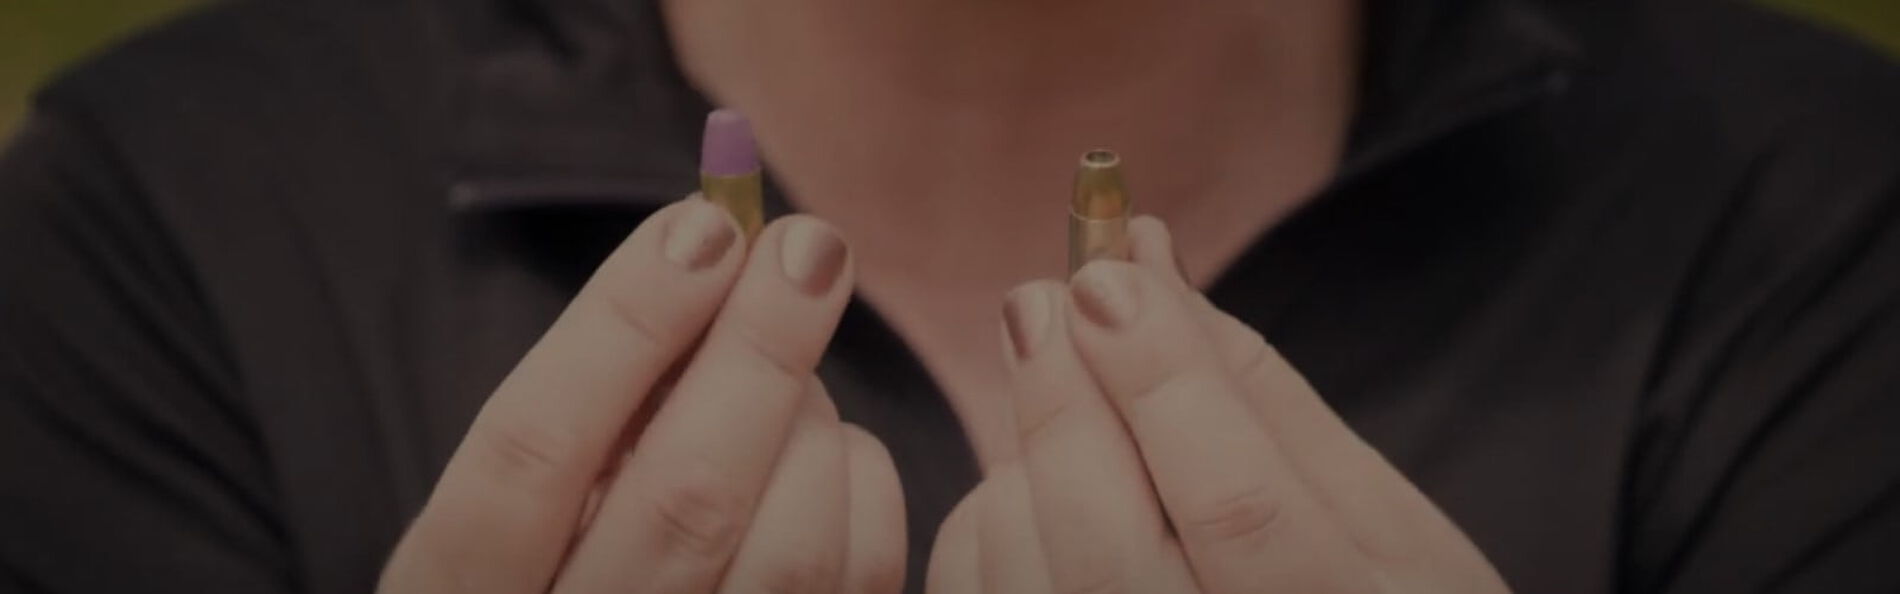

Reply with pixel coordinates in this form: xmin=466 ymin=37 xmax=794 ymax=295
xmin=1225 ymin=326 xmax=1275 ymax=382
xmin=1177 ymin=485 xmax=1288 ymax=550
xmin=840 ymin=423 xmax=884 ymax=458
xmin=1046 ymin=538 xmax=1132 ymax=594
xmin=935 ymin=488 xmax=982 ymax=548
xmin=1357 ymin=537 xmax=1426 ymax=571
xmin=843 ymin=426 xmax=899 ymax=485
xmin=1057 ymin=572 xmax=1130 ymax=594
xmin=1120 ymin=370 xmax=1212 ymax=414
xmin=469 ymin=416 xmax=587 ymax=488
xmin=805 ymin=379 xmax=841 ymax=420
xmin=641 ymin=465 xmax=750 ymax=557
xmin=754 ymin=553 xmax=842 ymax=594
xmin=377 ymin=530 xmax=460 ymax=593
xmin=847 ymin=554 xmax=906 ymax=594
xmin=1013 ymin=394 xmax=1075 ymax=451
xmin=593 ymin=286 xmax=671 ymax=352
xmin=727 ymin=317 xmax=812 ymax=387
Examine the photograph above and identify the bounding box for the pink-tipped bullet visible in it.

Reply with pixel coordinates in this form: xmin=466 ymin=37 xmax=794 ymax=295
xmin=700 ymin=108 xmax=760 ymax=177
xmin=698 ymin=108 xmax=765 ymax=237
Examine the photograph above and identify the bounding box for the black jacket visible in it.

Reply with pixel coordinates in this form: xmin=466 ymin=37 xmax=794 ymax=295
xmin=4 ymin=0 xmax=1899 ymax=592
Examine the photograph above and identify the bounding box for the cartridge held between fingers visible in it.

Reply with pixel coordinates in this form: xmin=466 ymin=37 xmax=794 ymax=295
xmin=1069 ymin=149 xmax=1134 ymax=274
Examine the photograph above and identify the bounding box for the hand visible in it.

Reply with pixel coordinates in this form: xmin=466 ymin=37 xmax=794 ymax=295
xmin=379 ymin=198 xmax=906 ymax=594
xmin=928 ymin=217 xmax=1508 ymax=594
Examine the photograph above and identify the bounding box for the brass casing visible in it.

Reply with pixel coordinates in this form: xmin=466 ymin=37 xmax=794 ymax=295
xmin=1068 ymin=150 xmax=1133 ymax=273
xmin=700 ymin=172 xmax=765 ymax=239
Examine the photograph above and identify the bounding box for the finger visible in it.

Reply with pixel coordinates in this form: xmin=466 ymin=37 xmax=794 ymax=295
xmin=976 ymin=465 xmax=1055 ymax=593
xmin=381 ymin=197 xmax=743 ymax=594
xmin=1125 ymin=218 xmax=1264 ymax=380
xmin=1207 ymin=308 xmax=1499 ymax=591
xmin=842 ymin=424 xmax=908 ymax=594
xmin=1065 ymin=260 xmax=1377 ymax=594
xmin=926 ymin=487 xmax=982 ymax=594
xmin=554 ymin=215 xmax=855 ymax=592
xmin=1002 ymin=281 xmax=1199 ymax=592
xmin=1128 ymin=215 xmax=1193 ymax=291
xmin=1130 ymin=219 xmax=1502 ymax=589
xmin=714 ymin=382 xmax=850 ymax=594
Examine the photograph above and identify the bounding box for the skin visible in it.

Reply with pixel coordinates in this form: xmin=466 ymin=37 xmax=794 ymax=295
xmin=660 ymin=0 xmax=1359 ymax=464
xmin=927 ymin=218 xmax=1510 ymax=593
xmin=379 ymin=199 xmax=906 ymax=594
xmin=374 ymin=208 xmax=1508 ymax=594
xmin=379 ymin=1 xmax=1507 ymax=592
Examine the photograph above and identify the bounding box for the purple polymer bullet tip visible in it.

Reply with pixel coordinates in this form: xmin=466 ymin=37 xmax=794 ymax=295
xmin=700 ymin=108 xmax=760 ymax=176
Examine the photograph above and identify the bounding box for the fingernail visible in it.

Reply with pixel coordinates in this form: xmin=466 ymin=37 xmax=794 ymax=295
xmin=1002 ymin=287 xmax=1053 ymax=362
xmin=1071 ymin=262 xmax=1141 ymax=329
xmin=662 ymin=197 xmax=738 ymax=270
xmin=780 ymin=219 xmax=848 ymax=294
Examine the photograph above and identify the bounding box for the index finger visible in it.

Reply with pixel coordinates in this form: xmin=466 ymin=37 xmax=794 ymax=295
xmin=1064 ymin=260 xmax=1378 ymax=594
xmin=1128 ymin=218 xmax=1505 ymax=591
xmin=550 ymin=215 xmax=855 ymax=593
xmin=383 ymin=197 xmax=745 ymax=594
xmin=1002 ymin=281 xmax=1198 ymax=592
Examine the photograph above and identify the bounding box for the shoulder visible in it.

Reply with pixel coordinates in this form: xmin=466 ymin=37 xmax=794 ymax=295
xmin=1552 ymin=1 xmax=1900 ymax=299
xmin=1599 ymin=0 xmax=1900 ymax=190
xmin=1551 ymin=0 xmax=1900 ymax=185
xmin=1641 ymin=0 xmax=1900 ymax=181
xmin=39 ymin=0 xmax=426 ymax=121
xmin=5 ymin=0 xmax=460 ymax=393
xmin=16 ymin=0 xmax=454 ymax=286
xmin=29 ymin=0 xmax=449 ymax=204
xmin=39 ymin=0 xmax=442 ymax=107
xmin=1579 ymin=9 xmax=1900 ymax=587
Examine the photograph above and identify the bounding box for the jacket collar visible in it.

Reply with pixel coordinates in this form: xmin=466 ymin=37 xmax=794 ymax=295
xmin=1345 ymin=0 xmax=1582 ymax=181
xmin=442 ymin=0 xmax=1583 ymax=213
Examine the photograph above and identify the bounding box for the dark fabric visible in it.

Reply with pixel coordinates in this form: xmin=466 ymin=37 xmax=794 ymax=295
xmin=3 ymin=0 xmax=1899 ymax=592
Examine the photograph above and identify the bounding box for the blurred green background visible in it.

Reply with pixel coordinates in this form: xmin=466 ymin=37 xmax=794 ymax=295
xmin=2 ymin=0 xmax=1898 ymax=137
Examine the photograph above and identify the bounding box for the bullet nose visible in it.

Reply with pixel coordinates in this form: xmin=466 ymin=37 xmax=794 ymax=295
xmin=1072 ymin=148 xmax=1131 ymax=219
xmin=701 ymin=108 xmax=760 ymax=177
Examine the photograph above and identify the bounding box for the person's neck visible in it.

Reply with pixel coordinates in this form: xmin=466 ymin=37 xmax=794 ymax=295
xmin=664 ymin=0 xmax=1358 ymax=287
xmin=664 ymin=0 xmax=1357 ymax=465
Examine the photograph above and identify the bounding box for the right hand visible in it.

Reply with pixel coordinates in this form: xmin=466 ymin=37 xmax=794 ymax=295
xmin=378 ymin=197 xmax=907 ymax=594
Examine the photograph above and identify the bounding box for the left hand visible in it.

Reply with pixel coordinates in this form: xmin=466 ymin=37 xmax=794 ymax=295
xmin=927 ymin=216 xmax=1510 ymax=594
